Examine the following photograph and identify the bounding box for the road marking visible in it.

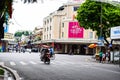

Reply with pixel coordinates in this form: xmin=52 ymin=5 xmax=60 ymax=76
xmin=0 ymin=62 xmax=4 ymax=65
xmin=53 ymin=61 xmax=73 ymax=65
xmin=20 ymin=61 xmax=27 ymax=65
xmin=10 ymin=61 xmax=16 ymax=66
xmin=29 ymin=61 xmax=37 ymax=65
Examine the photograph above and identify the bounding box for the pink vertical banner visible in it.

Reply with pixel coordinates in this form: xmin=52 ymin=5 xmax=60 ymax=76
xmin=68 ymin=22 xmax=84 ymax=38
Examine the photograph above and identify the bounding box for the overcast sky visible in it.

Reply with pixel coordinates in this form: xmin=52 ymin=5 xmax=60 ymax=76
xmin=8 ymin=0 xmax=120 ymax=34
xmin=9 ymin=0 xmax=68 ymax=33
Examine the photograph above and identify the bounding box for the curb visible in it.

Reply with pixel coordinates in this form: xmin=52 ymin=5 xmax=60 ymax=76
xmin=0 ymin=64 xmax=20 ymax=80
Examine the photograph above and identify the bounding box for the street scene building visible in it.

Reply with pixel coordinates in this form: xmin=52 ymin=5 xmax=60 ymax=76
xmin=33 ymin=0 xmax=98 ymax=55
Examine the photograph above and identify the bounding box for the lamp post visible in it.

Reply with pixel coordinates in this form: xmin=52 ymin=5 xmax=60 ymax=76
xmin=99 ymin=1 xmax=103 ymax=51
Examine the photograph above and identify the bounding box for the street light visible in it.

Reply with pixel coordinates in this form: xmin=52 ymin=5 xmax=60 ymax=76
xmin=98 ymin=1 xmax=104 ymax=51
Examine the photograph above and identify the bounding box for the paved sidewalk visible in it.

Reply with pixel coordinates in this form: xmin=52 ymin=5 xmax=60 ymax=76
xmin=0 ymin=62 xmax=20 ymax=80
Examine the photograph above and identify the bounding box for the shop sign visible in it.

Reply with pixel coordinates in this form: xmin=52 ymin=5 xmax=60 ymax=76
xmin=111 ymin=26 xmax=120 ymax=39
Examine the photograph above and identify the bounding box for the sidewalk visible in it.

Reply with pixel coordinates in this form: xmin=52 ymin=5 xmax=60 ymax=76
xmin=0 ymin=63 xmax=20 ymax=80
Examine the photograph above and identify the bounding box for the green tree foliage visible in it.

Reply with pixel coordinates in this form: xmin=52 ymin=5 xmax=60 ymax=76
xmin=76 ymin=0 xmax=120 ymax=45
xmin=14 ymin=31 xmax=32 ymax=37
xmin=14 ymin=31 xmax=23 ymax=37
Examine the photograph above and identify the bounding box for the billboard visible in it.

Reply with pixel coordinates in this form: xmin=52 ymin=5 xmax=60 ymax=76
xmin=110 ymin=26 xmax=120 ymax=39
xmin=68 ymin=22 xmax=84 ymax=38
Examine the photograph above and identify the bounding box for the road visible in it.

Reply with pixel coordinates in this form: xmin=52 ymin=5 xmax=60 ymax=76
xmin=0 ymin=52 xmax=120 ymax=80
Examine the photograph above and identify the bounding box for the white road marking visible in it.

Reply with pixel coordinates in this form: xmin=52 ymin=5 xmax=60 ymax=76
xmin=0 ymin=62 xmax=4 ymax=65
xmin=10 ymin=61 xmax=16 ymax=66
xmin=29 ymin=61 xmax=37 ymax=64
xmin=20 ymin=61 xmax=27 ymax=65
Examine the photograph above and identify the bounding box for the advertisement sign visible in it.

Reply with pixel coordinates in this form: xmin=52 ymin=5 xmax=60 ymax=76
xmin=110 ymin=26 xmax=120 ymax=39
xmin=68 ymin=22 xmax=84 ymax=38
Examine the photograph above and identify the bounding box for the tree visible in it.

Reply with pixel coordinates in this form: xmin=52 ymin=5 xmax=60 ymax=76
xmin=14 ymin=31 xmax=23 ymax=37
xmin=76 ymin=0 xmax=120 ymax=46
xmin=14 ymin=30 xmax=32 ymax=37
xmin=0 ymin=0 xmax=13 ymax=39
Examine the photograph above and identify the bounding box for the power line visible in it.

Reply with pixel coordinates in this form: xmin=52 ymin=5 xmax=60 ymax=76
xmin=12 ymin=15 xmax=25 ymax=27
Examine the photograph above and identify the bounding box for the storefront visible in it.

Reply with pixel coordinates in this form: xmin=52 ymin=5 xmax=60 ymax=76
xmin=33 ymin=39 xmax=98 ymax=55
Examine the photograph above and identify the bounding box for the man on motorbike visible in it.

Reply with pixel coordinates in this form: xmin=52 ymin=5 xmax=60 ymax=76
xmin=40 ymin=48 xmax=50 ymax=64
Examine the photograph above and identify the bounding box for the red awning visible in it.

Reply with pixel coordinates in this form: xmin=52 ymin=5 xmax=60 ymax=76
xmin=41 ymin=45 xmax=50 ymax=48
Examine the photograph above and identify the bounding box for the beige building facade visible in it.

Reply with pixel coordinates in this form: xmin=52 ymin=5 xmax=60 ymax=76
xmin=40 ymin=1 xmax=98 ymax=55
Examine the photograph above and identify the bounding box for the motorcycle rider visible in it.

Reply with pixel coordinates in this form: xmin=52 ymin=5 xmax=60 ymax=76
xmin=40 ymin=48 xmax=50 ymax=64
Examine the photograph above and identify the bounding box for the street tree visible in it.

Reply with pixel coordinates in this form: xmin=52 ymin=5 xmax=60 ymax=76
xmin=76 ymin=0 xmax=120 ymax=46
xmin=14 ymin=31 xmax=32 ymax=37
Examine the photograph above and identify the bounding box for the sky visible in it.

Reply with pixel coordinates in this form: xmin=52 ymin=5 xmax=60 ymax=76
xmin=9 ymin=0 xmax=68 ymax=33
xmin=8 ymin=0 xmax=120 ymax=34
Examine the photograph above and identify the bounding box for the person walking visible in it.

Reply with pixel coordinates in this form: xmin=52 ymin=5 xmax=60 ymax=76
xmin=102 ymin=53 xmax=106 ymax=63
xmin=99 ymin=50 xmax=103 ymax=63
xmin=49 ymin=47 xmax=54 ymax=57
xmin=107 ymin=50 xmax=111 ymax=62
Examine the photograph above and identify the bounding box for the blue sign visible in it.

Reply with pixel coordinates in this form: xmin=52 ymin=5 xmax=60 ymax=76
xmin=98 ymin=37 xmax=104 ymax=41
xmin=97 ymin=41 xmax=104 ymax=46
xmin=4 ymin=24 xmax=8 ymax=33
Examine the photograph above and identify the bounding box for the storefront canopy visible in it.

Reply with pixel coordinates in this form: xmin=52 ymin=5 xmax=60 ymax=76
xmin=88 ymin=44 xmax=97 ymax=48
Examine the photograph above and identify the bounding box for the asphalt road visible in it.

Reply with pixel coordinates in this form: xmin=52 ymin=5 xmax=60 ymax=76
xmin=0 ymin=52 xmax=120 ymax=80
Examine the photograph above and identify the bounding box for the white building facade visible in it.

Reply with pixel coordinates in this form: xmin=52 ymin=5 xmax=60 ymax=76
xmin=40 ymin=1 xmax=98 ymax=54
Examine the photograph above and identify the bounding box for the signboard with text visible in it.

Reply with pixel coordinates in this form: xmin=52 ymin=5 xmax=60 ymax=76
xmin=110 ymin=26 xmax=120 ymax=39
xmin=68 ymin=22 xmax=84 ymax=38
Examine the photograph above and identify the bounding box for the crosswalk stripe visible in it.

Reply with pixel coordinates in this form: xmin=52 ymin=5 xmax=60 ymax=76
xmin=52 ymin=61 xmax=71 ymax=65
xmin=1 ymin=60 xmax=80 ymax=66
xmin=0 ymin=62 xmax=4 ymax=65
xmin=10 ymin=61 xmax=16 ymax=66
xmin=20 ymin=61 xmax=27 ymax=65
xmin=29 ymin=61 xmax=37 ymax=64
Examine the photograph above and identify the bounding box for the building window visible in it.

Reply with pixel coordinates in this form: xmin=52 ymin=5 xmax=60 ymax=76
xmin=47 ymin=27 xmax=49 ymax=31
xmin=50 ymin=18 xmax=52 ymax=22
xmin=89 ymin=32 xmax=93 ymax=39
xmin=49 ymin=34 xmax=51 ymax=39
xmin=73 ymin=6 xmax=79 ymax=11
xmin=50 ymin=26 xmax=51 ymax=30
xmin=62 ymin=32 xmax=64 ymax=38
xmin=44 ymin=21 xmax=46 ymax=25
xmin=62 ymin=23 xmax=64 ymax=28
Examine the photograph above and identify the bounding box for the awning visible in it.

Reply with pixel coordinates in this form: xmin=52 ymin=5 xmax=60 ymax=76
xmin=41 ymin=45 xmax=50 ymax=48
xmin=88 ymin=44 xmax=97 ymax=48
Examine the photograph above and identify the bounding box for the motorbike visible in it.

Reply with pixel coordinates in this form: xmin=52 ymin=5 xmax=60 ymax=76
xmin=40 ymin=48 xmax=50 ymax=64
xmin=43 ymin=52 xmax=50 ymax=64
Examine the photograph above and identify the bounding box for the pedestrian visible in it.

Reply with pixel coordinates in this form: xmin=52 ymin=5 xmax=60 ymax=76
xmin=99 ymin=50 xmax=103 ymax=63
xmin=106 ymin=50 xmax=110 ymax=62
xmin=49 ymin=47 xmax=54 ymax=57
xmin=69 ymin=49 xmax=73 ymax=55
xmin=102 ymin=53 xmax=106 ymax=63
